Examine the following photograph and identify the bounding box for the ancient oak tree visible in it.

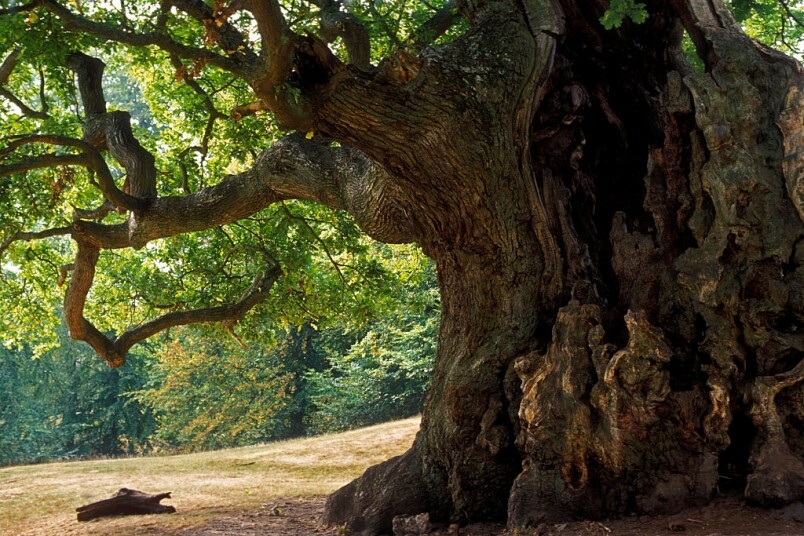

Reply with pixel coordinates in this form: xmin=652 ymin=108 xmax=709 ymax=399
xmin=1 ymin=0 xmax=803 ymax=534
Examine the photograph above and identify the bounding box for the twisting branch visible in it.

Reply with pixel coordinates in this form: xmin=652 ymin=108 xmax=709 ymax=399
xmin=0 ymin=134 xmax=145 ymax=212
xmin=67 ymin=52 xmax=157 ymax=202
xmin=63 ymin=235 xmax=282 ymax=367
xmin=4 ymin=51 xmax=416 ymax=368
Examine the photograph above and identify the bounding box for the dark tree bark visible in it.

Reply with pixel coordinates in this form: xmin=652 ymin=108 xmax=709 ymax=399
xmin=317 ymin=0 xmax=804 ymax=533
xmin=2 ymin=0 xmax=801 ymax=534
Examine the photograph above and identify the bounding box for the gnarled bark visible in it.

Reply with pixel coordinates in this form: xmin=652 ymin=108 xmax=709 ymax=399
xmin=320 ymin=0 xmax=804 ymax=533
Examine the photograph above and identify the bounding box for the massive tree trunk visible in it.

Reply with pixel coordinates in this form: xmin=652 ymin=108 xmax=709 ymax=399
xmin=320 ymin=0 xmax=804 ymax=533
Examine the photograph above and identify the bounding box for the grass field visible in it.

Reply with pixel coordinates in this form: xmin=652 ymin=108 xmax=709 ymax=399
xmin=0 ymin=417 xmax=419 ymax=535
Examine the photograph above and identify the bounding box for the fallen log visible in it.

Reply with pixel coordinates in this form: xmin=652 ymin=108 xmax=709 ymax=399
xmin=76 ymin=488 xmax=176 ymax=521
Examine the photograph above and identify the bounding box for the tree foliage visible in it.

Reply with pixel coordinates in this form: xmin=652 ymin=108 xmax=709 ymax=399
xmin=0 ymin=330 xmax=155 ymax=465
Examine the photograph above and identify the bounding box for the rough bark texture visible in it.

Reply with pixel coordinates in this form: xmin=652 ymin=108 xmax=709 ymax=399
xmin=319 ymin=0 xmax=804 ymax=534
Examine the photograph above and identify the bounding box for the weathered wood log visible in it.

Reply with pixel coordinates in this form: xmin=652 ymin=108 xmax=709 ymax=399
xmin=76 ymin=488 xmax=176 ymax=521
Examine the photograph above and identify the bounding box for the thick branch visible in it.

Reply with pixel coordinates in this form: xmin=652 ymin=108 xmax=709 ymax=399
xmin=245 ymin=1 xmax=347 ymax=130
xmin=245 ymin=0 xmax=313 ymax=129
xmin=70 ymin=135 xmax=417 ymax=250
xmin=314 ymin=0 xmax=371 ymax=68
xmin=65 ymin=52 xmax=106 ymax=116
xmin=67 ymin=53 xmax=157 ymax=201
xmin=247 ymin=0 xmax=289 ymax=55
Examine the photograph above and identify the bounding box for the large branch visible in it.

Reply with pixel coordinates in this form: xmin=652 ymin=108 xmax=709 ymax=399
xmin=245 ymin=0 xmax=318 ymax=130
xmin=312 ymin=0 xmax=371 ymax=68
xmin=5 ymin=49 xmax=418 ymax=367
xmin=67 ymin=53 xmax=158 ymax=202
xmin=247 ymin=0 xmax=290 ymax=57
xmin=72 ymin=134 xmax=419 ymax=250
xmin=60 ymin=136 xmax=417 ymax=367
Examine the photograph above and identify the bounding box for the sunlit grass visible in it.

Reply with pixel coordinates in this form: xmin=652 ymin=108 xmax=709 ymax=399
xmin=0 ymin=417 xmax=420 ymax=535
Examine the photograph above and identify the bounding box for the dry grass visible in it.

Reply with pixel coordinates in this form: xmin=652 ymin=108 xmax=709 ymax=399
xmin=0 ymin=417 xmax=420 ymax=535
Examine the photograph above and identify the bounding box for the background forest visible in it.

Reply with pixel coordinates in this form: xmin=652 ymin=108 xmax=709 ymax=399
xmin=1 ymin=244 xmax=438 ymax=465
xmin=1 ymin=0 xmax=801 ymax=468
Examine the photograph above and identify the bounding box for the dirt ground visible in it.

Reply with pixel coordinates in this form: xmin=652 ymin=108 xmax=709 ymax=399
xmin=173 ymin=493 xmax=804 ymax=536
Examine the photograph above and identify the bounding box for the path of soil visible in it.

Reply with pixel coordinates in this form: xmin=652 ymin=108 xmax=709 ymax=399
xmin=178 ymin=494 xmax=804 ymax=535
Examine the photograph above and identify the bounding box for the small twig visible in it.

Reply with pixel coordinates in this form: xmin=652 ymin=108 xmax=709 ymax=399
xmin=778 ymin=0 xmax=804 ymax=29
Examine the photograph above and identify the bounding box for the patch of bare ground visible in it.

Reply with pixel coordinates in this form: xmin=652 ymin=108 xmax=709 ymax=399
xmin=174 ymin=493 xmax=803 ymax=536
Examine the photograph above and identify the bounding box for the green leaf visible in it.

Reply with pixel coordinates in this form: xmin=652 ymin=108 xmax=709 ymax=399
xmin=600 ymin=0 xmax=649 ymax=29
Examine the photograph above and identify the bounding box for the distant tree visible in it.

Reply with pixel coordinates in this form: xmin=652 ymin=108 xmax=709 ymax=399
xmin=138 ymin=331 xmax=299 ymax=451
xmin=0 ymin=334 xmax=154 ymax=465
xmin=1 ymin=0 xmax=803 ymax=534
xmin=306 ymin=299 xmax=438 ymax=433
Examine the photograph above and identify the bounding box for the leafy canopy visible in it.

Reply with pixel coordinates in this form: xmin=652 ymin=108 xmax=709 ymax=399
xmin=0 ymin=0 xmax=457 ymax=356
